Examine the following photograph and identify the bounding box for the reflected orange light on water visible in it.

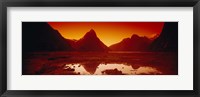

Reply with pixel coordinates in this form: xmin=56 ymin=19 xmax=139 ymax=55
xmin=64 ymin=63 xmax=162 ymax=75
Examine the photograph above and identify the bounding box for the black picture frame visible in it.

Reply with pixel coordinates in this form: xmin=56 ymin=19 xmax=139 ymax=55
xmin=0 ymin=0 xmax=199 ymax=97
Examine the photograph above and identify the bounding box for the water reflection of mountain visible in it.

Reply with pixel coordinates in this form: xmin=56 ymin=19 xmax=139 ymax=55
xmin=102 ymin=68 xmax=124 ymax=75
xmin=131 ymin=64 xmax=141 ymax=69
xmin=81 ymin=62 xmax=100 ymax=74
xmin=23 ymin=51 xmax=177 ymax=75
xmin=76 ymin=62 xmax=162 ymax=75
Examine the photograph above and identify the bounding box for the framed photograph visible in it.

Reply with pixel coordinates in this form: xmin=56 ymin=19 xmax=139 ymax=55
xmin=0 ymin=0 xmax=199 ymax=97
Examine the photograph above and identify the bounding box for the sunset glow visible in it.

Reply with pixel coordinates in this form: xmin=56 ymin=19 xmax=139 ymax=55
xmin=48 ymin=22 xmax=164 ymax=46
xmin=23 ymin=22 xmax=178 ymax=75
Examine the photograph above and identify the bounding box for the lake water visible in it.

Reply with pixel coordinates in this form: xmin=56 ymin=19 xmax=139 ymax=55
xmin=64 ymin=63 xmax=162 ymax=75
xmin=22 ymin=52 xmax=177 ymax=75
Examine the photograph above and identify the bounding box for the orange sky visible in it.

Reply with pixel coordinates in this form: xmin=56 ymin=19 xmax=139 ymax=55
xmin=48 ymin=22 xmax=164 ymax=46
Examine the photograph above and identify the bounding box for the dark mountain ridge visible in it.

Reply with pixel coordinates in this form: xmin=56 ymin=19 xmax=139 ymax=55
xmin=149 ymin=22 xmax=178 ymax=52
xmin=22 ymin=22 xmax=73 ymax=52
xmin=23 ymin=22 xmax=109 ymax=52
xmin=109 ymin=34 xmax=152 ymax=51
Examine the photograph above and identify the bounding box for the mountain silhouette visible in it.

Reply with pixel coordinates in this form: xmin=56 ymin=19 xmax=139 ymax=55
xmin=109 ymin=34 xmax=151 ymax=51
xmin=149 ymin=22 xmax=178 ymax=51
xmin=81 ymin=62 xmax=100 ymax=74
xmin=65 ymin=39 xmax=77 ymax=49
xmin=75 ymin=29 xmax=109 ymax=51
xmin=22 ymin=22 xmax=73 ymax=52
xmin=22 ymin=22 xmax=177 ymax=52
xmin=150 ymin=34 xmax=160 ymax=41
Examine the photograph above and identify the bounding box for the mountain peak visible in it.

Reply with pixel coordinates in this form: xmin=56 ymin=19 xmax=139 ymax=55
xmin=76 ymin=29 xmax=109 ymax=51
xmin=90 ymin=29 xmax=95 ymax=32
xmin=88 ymin=29 xmax=96 ymax=34
xmin=110 ymin=34 xmax=151 ymax=51
xmin=131 ymin=34 xmax=140 ymax=39
xmin=84 ymin=29 xmax=97 ymax=38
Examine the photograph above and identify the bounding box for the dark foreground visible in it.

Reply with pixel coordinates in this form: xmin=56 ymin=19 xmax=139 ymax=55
xmin=22 ymin=51 xmax=178 ymax=75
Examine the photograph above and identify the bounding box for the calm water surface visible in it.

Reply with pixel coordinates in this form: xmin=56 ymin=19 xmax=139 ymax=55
xmin=64 ymin=63 xmax=162 ymax=75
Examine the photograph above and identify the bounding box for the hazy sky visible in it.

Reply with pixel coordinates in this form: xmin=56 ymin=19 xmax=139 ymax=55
xmin=48 ymin=22 xmax=164 ymax=46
